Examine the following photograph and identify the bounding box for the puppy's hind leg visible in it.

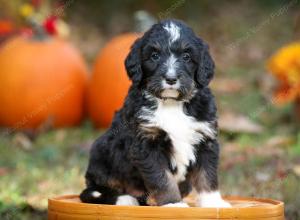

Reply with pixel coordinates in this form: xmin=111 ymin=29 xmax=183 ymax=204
xmin=80 ymin=187 xmax=102 ymax=204
xmin=80 ymin=185 xmax=119 ymax=204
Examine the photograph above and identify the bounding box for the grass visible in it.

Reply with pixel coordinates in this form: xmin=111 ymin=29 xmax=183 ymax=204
xmin=0 ymin=126 xmax=99 ymax=220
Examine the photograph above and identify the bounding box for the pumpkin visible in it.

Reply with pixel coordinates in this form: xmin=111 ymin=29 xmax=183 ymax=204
xmin=88 ymin=33 xmax=139 ymax=127
xmin=0 ymin=36 xmax=88 ymax=129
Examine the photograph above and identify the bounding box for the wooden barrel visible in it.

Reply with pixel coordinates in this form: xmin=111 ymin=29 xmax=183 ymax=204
xmin=48 ymin=195 xmax=284 ymax=220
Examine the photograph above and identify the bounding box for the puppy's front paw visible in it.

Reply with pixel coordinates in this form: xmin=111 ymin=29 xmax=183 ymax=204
xmin=116 ymin=195 xmax=139 ymax=206
xmin=163 ymin=202 xmax=189 ymax=207
xmin=197 ymin=191 xmax=232 ymax=208
xmin=199 ymin=198 xmax=231 ymax=208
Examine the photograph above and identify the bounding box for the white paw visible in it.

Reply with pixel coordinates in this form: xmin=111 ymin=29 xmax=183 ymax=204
xmin=116 ymin=195 xmax=139 ymax=206
xmin=163 ymin=202 xmax=189 ymax=207
xmin=199 ymin=198 xmax=231 ymax=208
xmin=197 ymin=191 xmax=232 ymax=208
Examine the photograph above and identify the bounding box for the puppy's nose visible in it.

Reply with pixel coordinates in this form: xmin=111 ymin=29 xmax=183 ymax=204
xmin=165 ymin=76 xmax=177 ymax=85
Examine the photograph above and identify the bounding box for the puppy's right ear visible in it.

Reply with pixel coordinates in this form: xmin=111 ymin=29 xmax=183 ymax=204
xmin=125 ymin=38 xmax=143 ymax=85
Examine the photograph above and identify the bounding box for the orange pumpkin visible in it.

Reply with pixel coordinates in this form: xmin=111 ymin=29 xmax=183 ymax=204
xmin=88 ymin=33 xmax=139 ymax=127
xmin=0 ymin=36 xmax=88 ymax=129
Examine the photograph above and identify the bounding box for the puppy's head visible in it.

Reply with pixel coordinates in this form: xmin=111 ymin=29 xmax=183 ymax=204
xmin=125 ymin=19 xmax=214 ymax=101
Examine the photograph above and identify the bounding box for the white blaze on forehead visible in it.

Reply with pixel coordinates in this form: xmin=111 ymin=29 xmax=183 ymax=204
xmin=165 ymin=54 xmax=178 ymax=77
xmin=163 ymin=22 xmax=180 ymax=43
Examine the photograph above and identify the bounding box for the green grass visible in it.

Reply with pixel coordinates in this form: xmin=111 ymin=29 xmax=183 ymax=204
xmin=0 ymin=125 xmax=100 ymax=220
xmin=288 ymin=133 xmax=300 ymax=157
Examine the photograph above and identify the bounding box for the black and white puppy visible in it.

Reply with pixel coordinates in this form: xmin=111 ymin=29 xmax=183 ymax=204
xmin=80 ymin=19 xmax=230 ymax=208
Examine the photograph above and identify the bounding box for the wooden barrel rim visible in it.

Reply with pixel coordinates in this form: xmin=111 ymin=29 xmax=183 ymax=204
xmin=48 ymin=195 xmax=284 ymax=219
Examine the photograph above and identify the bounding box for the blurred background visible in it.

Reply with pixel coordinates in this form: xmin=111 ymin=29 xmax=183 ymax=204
xmin=0 ymin=0 xmax=300 ymax=219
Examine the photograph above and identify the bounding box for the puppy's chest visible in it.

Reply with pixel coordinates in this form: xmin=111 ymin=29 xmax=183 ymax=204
xmin=140 ymin=100 xmax=215 ymax=182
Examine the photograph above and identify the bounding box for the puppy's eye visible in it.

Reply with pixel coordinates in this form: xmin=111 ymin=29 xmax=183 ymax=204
xmin=182 ymin=53 xmax=191 ymax=62
xmin=151 ymin=52 xmax=160 ymax=61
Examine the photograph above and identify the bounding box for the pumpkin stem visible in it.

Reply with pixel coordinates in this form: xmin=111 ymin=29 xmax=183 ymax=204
xmin=27 ymin=18 xmax=49 ymax=41
xmin=134 ymin=10 xmax=156 ymax=33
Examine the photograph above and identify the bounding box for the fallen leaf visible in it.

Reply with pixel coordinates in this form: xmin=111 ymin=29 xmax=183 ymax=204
xmin=221 ymin=154 xmax=247 ymax=169
xmin=292 ymin=165 xmax=300 ymax=177
xmin=0 ymin=167 xmax=8 ymax=176
xmin=265 ymin=136 xmax=294 ymax=149
xmin=219 ymin=112 xmax=264 ymax=134
xmin=13 ymin=132 xmax=33 ymax=150
xmin=256 ymin=172 xmax=271 ymax=182
xmin=257 ymin=74 xmax=276 ymax=100
xmin=221 ymin=140 xmax=285 ymax=170
xmin=211 ymin=78 xmax=245 ymax=93
xmin=55 ymin=129 xmax=67 ymax=142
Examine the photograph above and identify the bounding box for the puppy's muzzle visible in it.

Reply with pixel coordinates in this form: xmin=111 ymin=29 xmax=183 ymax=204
xmin=161 ymin=77 xmax=180 ymax=99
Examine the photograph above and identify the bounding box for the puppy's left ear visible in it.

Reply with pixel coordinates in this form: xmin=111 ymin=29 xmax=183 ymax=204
xmin=125 ymin=38 xmax=143 ymax=85
xmin=195 ymin=40 xmax=215 ymax=87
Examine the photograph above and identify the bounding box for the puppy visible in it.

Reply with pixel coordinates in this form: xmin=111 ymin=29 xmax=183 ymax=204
xmin=80 ymin=19 xmax=231 ymax=208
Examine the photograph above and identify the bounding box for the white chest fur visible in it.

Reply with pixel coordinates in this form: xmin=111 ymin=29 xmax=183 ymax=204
xmin=140 ymin=99 xmax=215 ymax=182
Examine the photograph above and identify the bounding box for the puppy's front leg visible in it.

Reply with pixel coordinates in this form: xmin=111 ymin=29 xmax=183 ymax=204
xmin=130 ymin=139 xmax=187 ymax=207
xmin=153 ymin=171 xmax=188 ymax=207
xmin=192 ymin=140 xmax=231 ymax=208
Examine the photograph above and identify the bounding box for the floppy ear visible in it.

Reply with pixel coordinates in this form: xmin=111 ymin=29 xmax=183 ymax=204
xmin=196 ymin=40 xmax=215 ymax=87
xmin=125 ymin=38 xmax=143 ymax=85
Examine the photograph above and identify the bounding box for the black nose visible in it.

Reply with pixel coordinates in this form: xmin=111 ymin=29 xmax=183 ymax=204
xmin=165 ymin=76 xmax=177 ymax=85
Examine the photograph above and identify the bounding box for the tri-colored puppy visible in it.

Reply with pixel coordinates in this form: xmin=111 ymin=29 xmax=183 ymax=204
xmin=80 ymin=19 xmax=231 ymax=208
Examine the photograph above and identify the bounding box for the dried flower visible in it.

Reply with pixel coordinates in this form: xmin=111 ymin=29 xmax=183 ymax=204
xmin=20 ymin=3 xmax=34 ymax=18
xmin=267 ymin=43 xmax=300 ymax=104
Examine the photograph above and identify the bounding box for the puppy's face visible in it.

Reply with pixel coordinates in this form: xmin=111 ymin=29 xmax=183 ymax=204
xmin=125 ymin=20 xmax=215 ymax=101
